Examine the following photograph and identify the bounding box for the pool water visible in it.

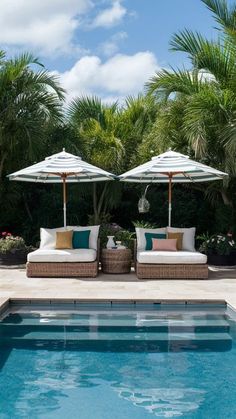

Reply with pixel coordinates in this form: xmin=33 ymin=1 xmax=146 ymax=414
xmin=0 ymin=303 xmax=236 ymax=418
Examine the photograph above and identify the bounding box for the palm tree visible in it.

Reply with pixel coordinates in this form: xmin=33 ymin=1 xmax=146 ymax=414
xmin=0 ymin=51 xmax=65 ymax=180
xmin=146 ymin=0 xmax=236 ymax=208
xmin=117 ymin=94 xmax=159 ymax=169
xmin=68 ymin=96 xmax=124 ymax=223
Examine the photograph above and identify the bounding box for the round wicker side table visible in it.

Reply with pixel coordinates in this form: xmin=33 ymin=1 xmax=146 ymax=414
xmin=101 ymin=248 xmax=132 ymax=274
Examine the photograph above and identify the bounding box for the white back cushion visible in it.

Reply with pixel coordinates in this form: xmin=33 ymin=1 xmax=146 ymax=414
xmin=40 ymin=227 xmax=67 ymax=249
xmin=68 ymin=225 xmax=100 ymax=250
xmin=167 ymin=227 xmax=196 ymax=252
xmin=136 ymin=227 xmax=166 ymax=250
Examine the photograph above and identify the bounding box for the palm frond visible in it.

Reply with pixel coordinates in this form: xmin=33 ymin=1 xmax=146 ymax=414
xmin=146 ymin=68 xmax=203 ymax=98
xmin=68 ymin=96 xmax=105 ymax=127
xmin=0 ymin=50 xmax=6 ymax=64
xmin=170 ymin=30 xmax=207 ymax=55
xmin=171 ymin=29 xmax=236 ymax=86
xmin=202 ymin=0 xmax=234 ymax=29
xmin=30 ymin=70 xmax=65 ymax=100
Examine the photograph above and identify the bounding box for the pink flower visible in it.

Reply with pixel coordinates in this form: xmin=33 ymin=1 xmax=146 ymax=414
xmin=1 ymin=232 xmax=7 ymax=237
xmin=7 ymin=233 xmax=12 ymax=236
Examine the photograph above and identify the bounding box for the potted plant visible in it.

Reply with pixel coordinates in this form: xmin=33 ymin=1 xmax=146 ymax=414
xmin=99 ymin=223 xmax=135 ymax=252
xmin=0 ymin=232 xmax=33 ymax=265
xmin=199 ymin=233 xmax=235 ymax=266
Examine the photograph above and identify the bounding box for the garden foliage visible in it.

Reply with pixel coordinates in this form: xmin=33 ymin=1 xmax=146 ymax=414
xmin=1 ymin=0 xmax=236 ymax=245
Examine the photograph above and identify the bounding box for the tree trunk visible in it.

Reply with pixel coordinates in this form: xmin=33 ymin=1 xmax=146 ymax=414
xmin=92 ymin=183 xmax=99 ymax=224
xmin=92 ymin=183 xmax=109 ymax=224
xmin=23 ymin=193 xmax=33 ymax=222
xmin=221 ymin=189 xmax=233 ymax=207
xmin=0 ymin=152 xmax=7 ymax=180
xmin=97 ymin=183 xmax=108 ymax=215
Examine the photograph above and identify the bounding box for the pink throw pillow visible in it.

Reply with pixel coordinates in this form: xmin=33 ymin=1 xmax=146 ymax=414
xmin=152 ymin=238 xmax=177 ymax=251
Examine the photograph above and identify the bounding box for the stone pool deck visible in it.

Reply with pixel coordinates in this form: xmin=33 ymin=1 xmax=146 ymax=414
xmin=1 ymin=265 xmax=236 ymax=310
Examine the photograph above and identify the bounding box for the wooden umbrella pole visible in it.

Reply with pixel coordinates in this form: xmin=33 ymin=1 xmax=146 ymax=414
xmin=62 ymin=174 xmax=67 ymax=228
xmin=168 ymin=174 xmax=172 ymax=227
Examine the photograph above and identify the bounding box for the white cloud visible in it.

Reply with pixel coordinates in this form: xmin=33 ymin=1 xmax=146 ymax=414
xmin=92 ymin=0 xmax=126 ymax=28
xmin=100 ymin=31 xmax=127 ymax=56
xmin=0 ymin=0 xmax=92 ymax=55
xmin=58 ymin=51 xmax=159 ymax=103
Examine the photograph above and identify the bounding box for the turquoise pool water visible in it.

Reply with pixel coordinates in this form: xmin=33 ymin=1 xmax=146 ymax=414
xmin=0 ymin=303 xmax=236 ymax=418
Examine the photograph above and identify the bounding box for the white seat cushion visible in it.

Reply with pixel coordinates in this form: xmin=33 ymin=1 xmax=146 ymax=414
xmin=137 ymin=250 xmax=207 ymax=264
xmin=28 ymin=248 xmax=97 ymax=263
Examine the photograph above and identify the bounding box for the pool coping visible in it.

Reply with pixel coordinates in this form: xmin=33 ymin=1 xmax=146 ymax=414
xmin=0 ymin=297 xmax=234 ymax=315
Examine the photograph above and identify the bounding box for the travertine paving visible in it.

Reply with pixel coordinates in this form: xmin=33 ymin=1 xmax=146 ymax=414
xmin=0 ymin=265 xmax=236 ymax=309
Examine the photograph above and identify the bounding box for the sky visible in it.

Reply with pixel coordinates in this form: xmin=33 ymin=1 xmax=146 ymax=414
xmin=0 ymin=0 xmax=219 ymax=103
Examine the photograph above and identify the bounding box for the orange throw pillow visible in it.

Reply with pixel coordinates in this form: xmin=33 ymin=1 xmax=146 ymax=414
xmin=55 ymin=230 xmax=73 ymax=249
xmin=167 ymin=232 xmax=183 ymax=250
xmin=152 ymin=238 xmax=177 ymax=251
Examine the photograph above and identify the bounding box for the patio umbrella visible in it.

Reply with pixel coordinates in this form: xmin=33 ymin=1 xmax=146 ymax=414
xmin=119 ymin=150 xmax=227 ymax=226
xmin=8 ymin=148 xmax=116 ymax=227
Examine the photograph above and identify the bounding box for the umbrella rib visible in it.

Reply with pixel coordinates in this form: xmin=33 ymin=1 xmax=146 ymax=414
xmin=182 ymin=172 xmax=195 ymax=182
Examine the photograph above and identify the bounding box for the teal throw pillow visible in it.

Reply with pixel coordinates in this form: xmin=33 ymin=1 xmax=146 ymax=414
xmin=145 ymin=232 xmax=166 ymax=250
xmin=72 ymin=230 xmax=90 ymax=249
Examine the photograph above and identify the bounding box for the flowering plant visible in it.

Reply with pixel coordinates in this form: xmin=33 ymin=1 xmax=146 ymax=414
xmin=199 ymin=233 xmax=235 ymax=256
xmin=0 ymin=232 xmax=28 ymax=254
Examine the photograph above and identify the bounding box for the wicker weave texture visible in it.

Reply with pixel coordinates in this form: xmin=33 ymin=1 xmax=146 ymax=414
xmin=27 ymin=261 xmax=98 ymax=278
xmin=101 ymin=249 xmax=132 ymax=274
xmin=136 ymin=263 xmax=208 ymax=279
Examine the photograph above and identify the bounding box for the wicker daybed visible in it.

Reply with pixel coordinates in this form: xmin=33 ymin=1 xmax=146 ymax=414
xmin=26 ymin=226 xmax=100 ymax=278
xmin=135 ymin=227 xmax=208 ymax=279
xmin=136 ymin=260 xmax=208 ymax=279
xmin=27 ymin=259 xmax=98 ymax=278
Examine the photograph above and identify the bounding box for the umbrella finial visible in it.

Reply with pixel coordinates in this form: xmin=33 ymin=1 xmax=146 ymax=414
xmin=168 ymin=147 xmax=172 ymax=151
xmin=63 ymin=147 xmax=65 ymax=152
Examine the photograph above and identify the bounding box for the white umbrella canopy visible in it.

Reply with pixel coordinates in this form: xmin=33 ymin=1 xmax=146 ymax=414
xmin=8 ymin=148 xmax=116 ymax=227
xmin=119 ymin=150 xmax=228 ymax=226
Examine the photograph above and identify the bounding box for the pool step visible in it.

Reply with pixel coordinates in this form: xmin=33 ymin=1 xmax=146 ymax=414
xmin=0 ymin=311 xmax=233 ymax=352
xmin=0 ymin=310 xmax=230 ymax=325
xmin=0 ymin=323 xmax=230 ymax=337
xmin=1 ymin=313 xmax=230 ymax=328
xmin=0 ymin=330 xmax=231 ymax=341
xmin=0 ymin=331 xmax=232 ymax=352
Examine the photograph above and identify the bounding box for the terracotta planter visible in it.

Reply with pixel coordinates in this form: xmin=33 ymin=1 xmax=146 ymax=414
xmin=0 ymin=249 xmax=27 ymax=265
xmin=207 ymin=253 xmax=234 ymax=266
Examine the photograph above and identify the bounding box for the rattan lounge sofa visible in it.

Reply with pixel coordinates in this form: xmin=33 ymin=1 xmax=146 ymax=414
xmin=135 ymin=227 xmax=208 ymax=279
xmin=26 ymin=226 xmax=100 ymax=278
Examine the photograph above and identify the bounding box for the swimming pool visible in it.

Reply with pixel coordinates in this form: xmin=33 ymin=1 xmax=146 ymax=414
xmin=0 ymin=302 xmax=236 ymax=418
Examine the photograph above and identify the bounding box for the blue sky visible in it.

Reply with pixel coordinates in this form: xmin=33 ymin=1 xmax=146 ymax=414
xmin=0 ymin=0 xmax=220 ymax=102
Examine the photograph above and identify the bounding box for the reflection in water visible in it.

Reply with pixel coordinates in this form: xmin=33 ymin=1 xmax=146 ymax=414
xmin=0 ymin=305 xmax=236 ymax=418
xmin=114 ymin=386 xmax=205 ymax=418
xmin=0 ymin=346 xmax=208 ymax=418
